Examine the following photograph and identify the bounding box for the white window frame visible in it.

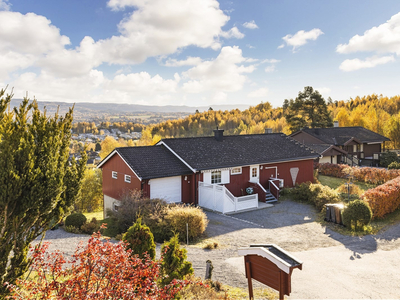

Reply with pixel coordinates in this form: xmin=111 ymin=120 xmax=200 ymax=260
xmin=113 ymin=202 xmax=120 ymax=211
xmin=112 ymin=171 xmax=118 ymax=179
xmin=231 ymin=167 xmax=242 ymax=175
xmin=124 ymin=174 xmax=131 ymax=183
xmin=211 ymin=171 xmax=222 ymax=184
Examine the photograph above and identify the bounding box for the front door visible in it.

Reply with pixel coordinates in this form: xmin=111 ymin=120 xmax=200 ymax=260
xmin=250 ymin=165 xmax=259 ymax=182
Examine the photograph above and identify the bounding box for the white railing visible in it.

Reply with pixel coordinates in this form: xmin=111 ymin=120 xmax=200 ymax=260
xmin=198 ymin=182 xmax=258 ymax=214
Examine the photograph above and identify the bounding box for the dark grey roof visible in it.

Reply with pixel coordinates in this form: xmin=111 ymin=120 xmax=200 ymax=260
xmin=116 ymin=145 xmax=192 ymax=180
xmin=305 ymin=144 xmax=347 ymax=155
xmin=161 ymin=133 xmax=319 ymax=171
xmin=300 ymin=127 xmax=390 ymax=145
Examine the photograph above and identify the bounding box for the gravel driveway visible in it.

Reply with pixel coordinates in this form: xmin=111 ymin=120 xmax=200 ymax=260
xmin=34 ymin=200 xmax=400 ymax=299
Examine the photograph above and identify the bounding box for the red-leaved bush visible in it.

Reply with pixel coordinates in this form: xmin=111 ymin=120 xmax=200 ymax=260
xmin=6 ymin=229 xmax=194 ymax=299
xmin=361 ymin=176 xmax=400 ymax=219
xmin=317 ymin=163 xmax=400 ymax=185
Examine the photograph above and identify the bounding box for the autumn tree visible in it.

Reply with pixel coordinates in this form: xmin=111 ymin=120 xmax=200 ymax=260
xmin=0 ymin=88 xmax=86 ymax=296
xmin=7 ymin=230 xmax=189 ymax=299
xmin=74 ymin=168 xmax=103 ymax=212
xmin=283 ymin=86 xmax=333 ymax=132
xmin=99 ymin=136 xmax=122 ymax=159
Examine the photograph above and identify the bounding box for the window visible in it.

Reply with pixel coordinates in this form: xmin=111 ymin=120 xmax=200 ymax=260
xmin=231 ymin=167 xmax=242 ymax=175
xmin=251 ymin=167 xmax=258 ymax=178
xmin=113 ymin=202 xmax=120 ymax=211
xmin=112 ymin=171 xmax=118 ymax=179
xmin=125 ymin=175 xmax=131 ymax=183
xmin=211 ymin=171 xmax=221 ymax=184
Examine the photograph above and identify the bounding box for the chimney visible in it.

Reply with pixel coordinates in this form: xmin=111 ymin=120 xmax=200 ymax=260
xmin=334 ymin=120 xmax=339 ymax=128
xmin=265 ymin=128 xmax=273 ymax=134
xmin=213 ymin=127 xmax=224 ymax=142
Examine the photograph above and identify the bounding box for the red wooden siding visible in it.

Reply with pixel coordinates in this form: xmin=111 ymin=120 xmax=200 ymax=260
xmin=271 ymin=159 xmax=314 ymax=188
xmin=364 ymin=143 xmax=381 ymax=157
xmin=101 ymin=154 xmax=141 ymax=200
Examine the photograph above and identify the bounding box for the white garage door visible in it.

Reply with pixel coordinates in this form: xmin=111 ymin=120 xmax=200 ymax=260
xmin=150 ymin=176 xmax=182 ymax=203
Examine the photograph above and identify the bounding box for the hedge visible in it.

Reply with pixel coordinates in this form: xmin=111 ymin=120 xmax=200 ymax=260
xmin=361 ymin=176 xmax=400 ymax=219
xmin=317 ymin=163 xmax=400 ymax=185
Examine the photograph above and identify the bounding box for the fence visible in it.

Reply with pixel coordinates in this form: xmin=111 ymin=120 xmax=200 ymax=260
xmin=198 ymin=182 xmax=258 ymax=213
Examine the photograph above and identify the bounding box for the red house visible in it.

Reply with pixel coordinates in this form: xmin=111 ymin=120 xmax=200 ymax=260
xmin=98 ymin=130 xmax=318 ymax=214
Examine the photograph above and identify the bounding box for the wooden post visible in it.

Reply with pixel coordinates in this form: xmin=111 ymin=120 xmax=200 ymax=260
xmin=245 ymin=260 xmax=254 ymax=300
xmin=279 ymin=270 xmax=285 ymax=300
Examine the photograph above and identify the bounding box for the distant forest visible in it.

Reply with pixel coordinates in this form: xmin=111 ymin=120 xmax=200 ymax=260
xmin=72 ymin=93 xmax=400 ymax=157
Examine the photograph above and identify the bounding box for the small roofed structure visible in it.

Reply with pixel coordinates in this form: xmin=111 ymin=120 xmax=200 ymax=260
xmin=238 ymin=244 xmax=303 ymax=300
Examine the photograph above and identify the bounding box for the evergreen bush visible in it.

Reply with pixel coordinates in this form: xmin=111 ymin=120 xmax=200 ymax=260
xmin=122 ymin=217 xmax=156 ymax=260
xmin=65 ymin=212 xmax=87 ymax=229
xmin=380 ymin=151 xmax=398 ymax=168
xmin=160 ymin=235 xmax=193 ymax=286
xmin=342 ymin=200 xmax=372 ymax=231
xmin=388 ymin=161 xmax=400 ymax=170
xmin=80 ymin=218 xmax=100 ymax=234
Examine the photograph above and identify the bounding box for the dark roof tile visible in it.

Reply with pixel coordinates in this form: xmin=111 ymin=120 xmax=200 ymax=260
xmin=161 ymin=133 xmax=318 ymax=170
xmin=116 ymin=145 xmax=192 ymax=179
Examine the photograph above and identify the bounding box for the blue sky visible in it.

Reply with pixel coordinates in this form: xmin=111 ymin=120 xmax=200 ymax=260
xmin=1 ymin=0 xmax=400 ymax=108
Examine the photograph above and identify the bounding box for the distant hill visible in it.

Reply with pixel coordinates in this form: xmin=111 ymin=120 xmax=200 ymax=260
xmin=10 ymin=99 xmax=250 ymax=114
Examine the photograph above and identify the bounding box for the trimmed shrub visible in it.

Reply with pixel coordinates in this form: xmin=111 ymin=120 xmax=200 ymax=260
xmin=80 ymin=218 xmax=100 ymax=234
xmin=342 ymin=200 xmax=372 ymax=231
xmin=65 ymin=212 xmax=87 ymax=229
xmin=388 ymin=161 xmax=400 ymax=170
xmin=362 ymin=176 xmax=400 ymax=219
xmin=160 ymin=235 xmax=193 ymax=286
xmin=309 ymin=184 xmax=340 ymax=211
xmin=291 ymin=182 xmax=313 ymax=203
xmin=291 ymin=182 xmax=339 ymax=211
xmin=164 ymin=205 xmax=208 ymax=242
xmin=122 ymin=217 xmax=156 ymax=260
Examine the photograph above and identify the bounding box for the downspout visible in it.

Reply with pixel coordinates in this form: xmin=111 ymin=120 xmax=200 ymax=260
xmin=194 ymin=172 xmax=198 ymax=206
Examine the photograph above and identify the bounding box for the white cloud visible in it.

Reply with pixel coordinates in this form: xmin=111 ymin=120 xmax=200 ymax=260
xmin=182 ymin=46 xmax=255 ymax=93
xmin=212 ymin=91 xmax=227 ymax=103
xmin=107 ymin=72 xmax=179 ymax=95
xmin=264 ymin=65 xmax=276 ymax=73
xmin=164 ymin=56 xmax=202 ymax=67
xmin=246 ymin=44 xmax=255 ymax=49
xmin=0 ymin=0 xmax=10 ymax=10
xmin=100 ymin=0 xmax=232 ymax=64
xmin=243 ymin=20 xmax=258 ymax=29
xmin=339 ymin=55 xmax=395 ymax=72
xmin=248 ymin=87 xmax=268 ymax=98
xmin=220 ymin=26 xmax=245 ymax=39
xmin=281 ymin=28 xmax=324 ymax=51
xmin=336 ymin=12 xmax=400 ymax=55
xmin=262 ymin=58 xmax=280 ymax=73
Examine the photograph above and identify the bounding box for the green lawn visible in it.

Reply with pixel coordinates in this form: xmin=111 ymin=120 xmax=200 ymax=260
xmin=83 ymin=211 xmax=104 ymax=221
xmin=318 ymin=175 xmax=377 ymax=191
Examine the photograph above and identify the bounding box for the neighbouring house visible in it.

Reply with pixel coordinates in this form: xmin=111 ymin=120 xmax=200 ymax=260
xmin=290 ymin=122 xmax=390 ymax=166
xmin=97 ymin=129 xmax=319 ymax=214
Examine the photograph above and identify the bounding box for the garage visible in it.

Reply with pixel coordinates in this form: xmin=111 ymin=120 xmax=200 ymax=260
xmin=149 ymin=176 xmax=182 ymax=203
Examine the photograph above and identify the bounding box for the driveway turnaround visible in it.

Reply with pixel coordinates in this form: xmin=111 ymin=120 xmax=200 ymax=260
xmin=186 ymin=200 xmax=400 ymax=299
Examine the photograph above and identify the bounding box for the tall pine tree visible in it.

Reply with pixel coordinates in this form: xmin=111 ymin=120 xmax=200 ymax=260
xmin=283 ymin=86 xmax=333 ymax=133
xmin=0 ymin=88 xmax=86 ymax=296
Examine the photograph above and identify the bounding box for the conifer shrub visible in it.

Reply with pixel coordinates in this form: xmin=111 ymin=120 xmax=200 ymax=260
xmin=380 ymin=151 xmax=398 ymax=168
xmin=122 ymin=217 xmax=156 ymax=260
xmin=65 ymin=212 xmax=87 ymax=229
xmin=160 ymin=235 xmax=193 ymax=286
xmin=164 ymin=205 xmax=208 ymax=242
xmin=342 ymin=200 xmax=372 ymax=231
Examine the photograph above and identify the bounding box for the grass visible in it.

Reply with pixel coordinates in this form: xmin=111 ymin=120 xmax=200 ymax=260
xmin=83 ymin=211 xmax=104 ymax=221
xmin=318 ymin=175 xmax=377 ymax=191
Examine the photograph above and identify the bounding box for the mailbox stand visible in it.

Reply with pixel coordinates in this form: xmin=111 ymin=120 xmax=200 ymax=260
xmin=238 ymin=244 xmax=303 ymax=300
